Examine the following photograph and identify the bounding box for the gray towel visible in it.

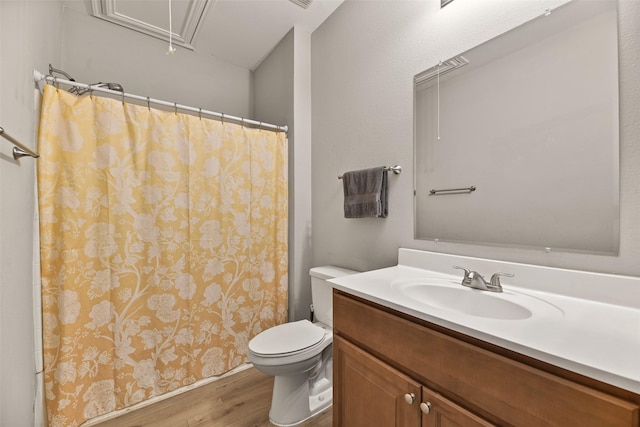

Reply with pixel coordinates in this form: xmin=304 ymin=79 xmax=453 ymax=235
xmin=342 ymin=167 xmax=388 ymax=218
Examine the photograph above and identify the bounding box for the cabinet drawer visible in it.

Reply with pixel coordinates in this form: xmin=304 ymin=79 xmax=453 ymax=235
xmin=334 ymin=291 xmax=639 ymax=427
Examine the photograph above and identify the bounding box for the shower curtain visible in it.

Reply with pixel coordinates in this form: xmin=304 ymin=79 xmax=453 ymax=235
xmin=36 ymin=85 xmax=288 ymax=427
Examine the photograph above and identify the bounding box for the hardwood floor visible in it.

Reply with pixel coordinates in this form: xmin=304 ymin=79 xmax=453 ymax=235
xmin=93 ymin=367 xmax=333 ymax=427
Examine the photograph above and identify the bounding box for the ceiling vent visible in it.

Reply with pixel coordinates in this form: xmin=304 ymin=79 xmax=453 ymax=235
xmin=289 ymin=0 xmax=313 ymax=9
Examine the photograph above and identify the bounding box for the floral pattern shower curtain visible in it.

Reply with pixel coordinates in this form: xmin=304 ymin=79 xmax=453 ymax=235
xmin=37 ymin=85 xmax=288 ymax=427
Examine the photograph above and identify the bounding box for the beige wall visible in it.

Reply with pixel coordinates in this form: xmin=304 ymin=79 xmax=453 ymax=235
xmin=311 ymin=0 xmax=640 ymax=277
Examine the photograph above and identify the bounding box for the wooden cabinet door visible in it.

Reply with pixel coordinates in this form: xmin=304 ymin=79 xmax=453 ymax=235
xmin=420 ymin=386 xmax=495 ymax=427
xmin=334 ymin=336 xmax=421 ymax=427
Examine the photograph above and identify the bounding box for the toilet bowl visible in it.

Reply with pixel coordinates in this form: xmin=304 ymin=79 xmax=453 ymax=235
xmin=247 ymin=266 xmax=357 ymax=427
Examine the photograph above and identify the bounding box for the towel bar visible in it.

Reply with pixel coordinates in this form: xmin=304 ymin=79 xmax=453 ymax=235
xmin=429 ymin=186 xmax=476 ymax=195
xmin=0 ymin=127 xmax=40 ymax=159
xmin=338 ymin=165 xmax=401 ymax=180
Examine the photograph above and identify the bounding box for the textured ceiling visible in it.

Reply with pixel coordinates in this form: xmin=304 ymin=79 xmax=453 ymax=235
xmin=87 ymin=0 xmax=344 ymax=70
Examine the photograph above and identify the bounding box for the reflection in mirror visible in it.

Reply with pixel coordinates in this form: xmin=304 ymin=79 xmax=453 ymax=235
xmin=414 ymin=1 xmax=619 ymax=255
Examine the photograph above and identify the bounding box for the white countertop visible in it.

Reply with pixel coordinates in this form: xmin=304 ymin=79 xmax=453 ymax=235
xmin=329 ymin=249 xmax=640 ymax=394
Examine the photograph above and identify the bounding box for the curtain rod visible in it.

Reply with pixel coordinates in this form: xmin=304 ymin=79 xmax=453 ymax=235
xmin=32 ymin=70 xmax=288 ymax=133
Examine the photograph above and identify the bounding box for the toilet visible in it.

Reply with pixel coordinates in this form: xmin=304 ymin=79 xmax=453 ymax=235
xmin=248 ymin=266 xmax=357 ymax=426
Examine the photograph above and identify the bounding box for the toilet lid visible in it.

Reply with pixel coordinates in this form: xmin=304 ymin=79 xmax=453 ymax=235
xmin=249 ymin=320 xmax=326 ymax=356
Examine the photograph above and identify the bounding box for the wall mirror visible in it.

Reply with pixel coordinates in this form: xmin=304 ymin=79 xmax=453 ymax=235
xmin=414 ymin=0 xmax=619 ymax=255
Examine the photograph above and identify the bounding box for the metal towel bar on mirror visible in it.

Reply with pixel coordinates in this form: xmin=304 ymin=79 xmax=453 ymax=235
xmin=338 ymin=165 xmax=402 ymax=180
xmin=0 ymin=127 xmax=40 ymax=159
xmin=429 ymin=186 xmax=475 ymax=195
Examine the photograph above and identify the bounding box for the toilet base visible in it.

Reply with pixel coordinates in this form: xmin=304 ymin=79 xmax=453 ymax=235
xmin=268 ymin=373 xmax=333 ymax=427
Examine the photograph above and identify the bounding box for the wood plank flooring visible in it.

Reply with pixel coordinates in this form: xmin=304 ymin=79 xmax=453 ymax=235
xmin=92 ymin=367 xmax=332 ymax=427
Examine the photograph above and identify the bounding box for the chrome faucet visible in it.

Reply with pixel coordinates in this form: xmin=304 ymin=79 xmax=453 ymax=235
xmin=452 ymin=266 xmax=513 ymax=293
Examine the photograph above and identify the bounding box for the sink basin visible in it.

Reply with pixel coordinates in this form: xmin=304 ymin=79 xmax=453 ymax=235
xmin=391 ymin=278 xmax=563 ymax=320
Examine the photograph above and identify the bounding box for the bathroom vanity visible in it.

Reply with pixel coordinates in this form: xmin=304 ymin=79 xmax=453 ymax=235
xmin=330 ymin=250 xmax=640 ymax=426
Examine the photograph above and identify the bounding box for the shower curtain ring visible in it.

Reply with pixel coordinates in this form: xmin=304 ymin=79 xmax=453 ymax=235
xmin=241 ymin=118 xmax=244 ymax=128
xmin=121 ymin=91 xmax=125 ymax=106
xmin=146 ymin=97 xmax=150 ymax=110
xmin=221 ymin=113 xmax=225 ymax=125
xmin=174 ymin=102 xmax=178 ymax=115
xmin=88 ymin=84 xmax=93 ymax=98
xmin=199 ymin=108 xmax=202 ymax=120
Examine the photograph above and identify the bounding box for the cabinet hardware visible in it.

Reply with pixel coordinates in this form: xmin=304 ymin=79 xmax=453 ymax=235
xmin=420 ymin=402 xmax=432 ymax=414
xmin=404 ymin=393 xmax=416 ymax=404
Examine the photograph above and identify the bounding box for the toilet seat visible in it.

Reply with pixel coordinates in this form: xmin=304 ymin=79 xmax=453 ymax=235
xmin=249 ymin=320 xmax=326 ymax=357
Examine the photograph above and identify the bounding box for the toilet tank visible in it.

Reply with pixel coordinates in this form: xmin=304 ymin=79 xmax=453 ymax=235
xmin=310 ymin=266 xmax=358 ymax=327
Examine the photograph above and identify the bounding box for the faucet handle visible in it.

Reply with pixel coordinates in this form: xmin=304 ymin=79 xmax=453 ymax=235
xmin=489 ymin=272 xmax=514 ymax=289
xmin=453 ymin=265 xmax=472 ymax=285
